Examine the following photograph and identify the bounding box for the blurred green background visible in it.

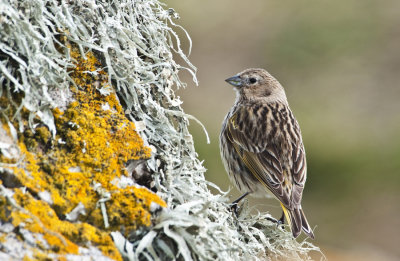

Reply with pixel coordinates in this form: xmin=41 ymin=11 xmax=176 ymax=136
xmin=165 ymin=0 xmax=400 ymax=260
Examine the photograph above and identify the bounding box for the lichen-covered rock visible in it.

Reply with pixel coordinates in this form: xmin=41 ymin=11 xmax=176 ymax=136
xmin=0 ymin=0 xmax=322 ymax=260
xmin=0 ymin=34 xmax=166 ymax=261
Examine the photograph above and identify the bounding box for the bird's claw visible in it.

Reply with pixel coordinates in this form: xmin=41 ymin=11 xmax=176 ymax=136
xmin=266 ymin=215 xmax=285 ymax=229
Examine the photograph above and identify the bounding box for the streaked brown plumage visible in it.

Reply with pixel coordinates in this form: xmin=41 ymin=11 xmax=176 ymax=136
xmin=220 ymin=68 xmax=314 ymax=239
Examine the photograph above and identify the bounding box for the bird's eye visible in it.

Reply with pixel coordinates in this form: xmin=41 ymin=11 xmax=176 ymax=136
xmin=249 ymin=77 xmax=257 ymax=84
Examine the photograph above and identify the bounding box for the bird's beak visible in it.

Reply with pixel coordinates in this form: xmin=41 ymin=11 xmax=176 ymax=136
xmin=225 ymin=75 xmax=243 ymax=87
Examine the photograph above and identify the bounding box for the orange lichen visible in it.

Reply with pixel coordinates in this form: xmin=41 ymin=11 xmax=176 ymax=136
xmin=0 ymin=43 xmax=165 ymax=260
xmin=89 ymin=186 xmax=166 ymax=231
xmin=10 ymin=189 xmax=80 ymax=255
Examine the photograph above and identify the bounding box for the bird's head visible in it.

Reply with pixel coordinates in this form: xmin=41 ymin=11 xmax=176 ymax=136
xmin=225 ymin=68 xmax=287 ymax=104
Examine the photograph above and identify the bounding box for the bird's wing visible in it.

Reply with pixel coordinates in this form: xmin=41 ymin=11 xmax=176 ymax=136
xmin=290 ymin=139 xmax=307 ymax=206
xmin=227 ymin=106 xmax=306 ymax=208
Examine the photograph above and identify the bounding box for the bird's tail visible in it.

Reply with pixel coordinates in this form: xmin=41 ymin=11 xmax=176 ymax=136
xmin=280 ymin=202 xmax=314 ymax=239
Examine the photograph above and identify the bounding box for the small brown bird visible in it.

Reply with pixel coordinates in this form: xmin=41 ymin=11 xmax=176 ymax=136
xmin=220 ymin=68 xmax=314 ymax=239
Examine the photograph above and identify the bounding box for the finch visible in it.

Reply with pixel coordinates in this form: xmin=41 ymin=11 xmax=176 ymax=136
xmin=220 ymin=68 xmax=314 ymax=239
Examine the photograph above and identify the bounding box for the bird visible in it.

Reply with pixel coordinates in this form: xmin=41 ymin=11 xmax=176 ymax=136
xmin=219 ymin=68 xmax=314 ymax=239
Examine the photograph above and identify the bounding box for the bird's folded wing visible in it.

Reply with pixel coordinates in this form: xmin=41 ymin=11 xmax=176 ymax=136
xmin=291 ymin=141 xmax=307 ymax=185
xmin=290 ymin=141 xmax=307 ymax=205
xmin=227 ymin=111 xmax=291 ymax=207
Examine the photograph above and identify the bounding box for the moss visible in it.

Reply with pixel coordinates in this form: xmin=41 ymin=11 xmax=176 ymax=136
xmin=0 ymin=43 xmax=165 ymax=260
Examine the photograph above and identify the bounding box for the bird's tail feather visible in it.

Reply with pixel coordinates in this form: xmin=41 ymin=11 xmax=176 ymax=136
xmin=280 ymin=203 xmax=314 ymax=239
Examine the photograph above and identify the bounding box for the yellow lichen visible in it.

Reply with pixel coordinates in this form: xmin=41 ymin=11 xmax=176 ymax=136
xmin=0 ymin=42 xmax=165 ymax=260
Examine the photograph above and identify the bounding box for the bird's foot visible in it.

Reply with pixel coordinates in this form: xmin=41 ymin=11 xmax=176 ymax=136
xmin=229 ymin=202 xmax=240 ymax=217
xmin=229 ymin=192 xmax=250 ymax=217
xmin=266 ymin=212 xmax=285 ymax=229
xmin=276 ymin=212 xmax=285 ymax=229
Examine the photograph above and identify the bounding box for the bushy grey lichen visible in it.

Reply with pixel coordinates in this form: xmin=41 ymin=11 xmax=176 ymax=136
xmin=0 ymin=0 xmax=323 ymax=260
